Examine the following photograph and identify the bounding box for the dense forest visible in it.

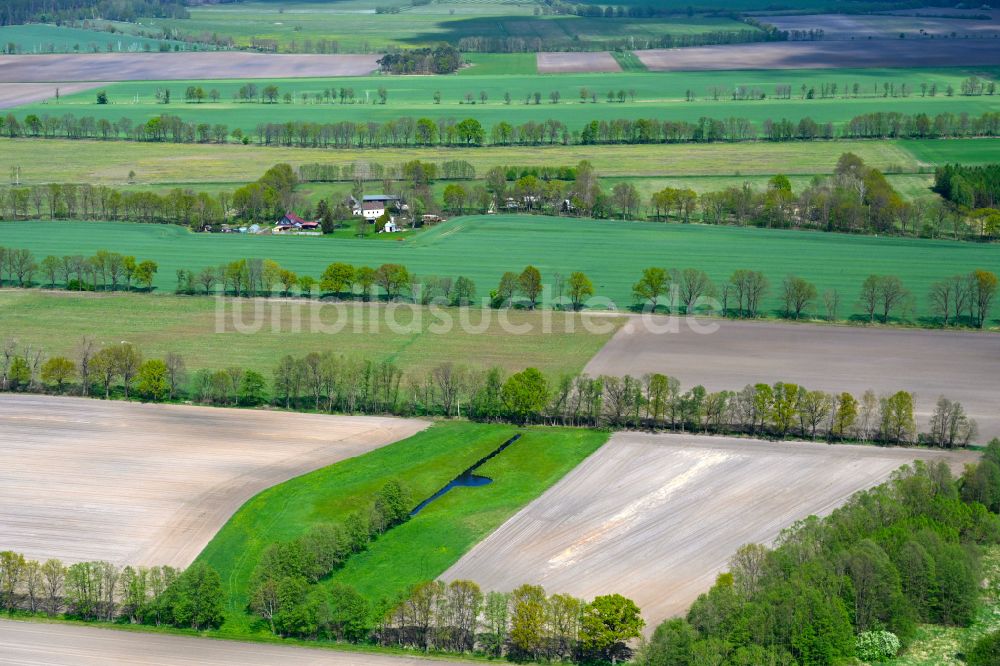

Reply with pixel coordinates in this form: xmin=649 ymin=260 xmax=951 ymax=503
xmin=0 ymin=0 xmax=187 ymax=26
xmin=934 ymin=164 xmax=1000 ymax=210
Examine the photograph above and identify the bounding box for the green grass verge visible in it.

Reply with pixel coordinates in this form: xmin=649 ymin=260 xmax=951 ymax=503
xmin=0 ymin=290 xmax=619 ymax=376
xmin=610 ymin=51 xmax=648 ymax=72
xmin=1 ymin=217 xmax=998 ymax=320
xmin=196 ymin=421 xmax=608 ymax=633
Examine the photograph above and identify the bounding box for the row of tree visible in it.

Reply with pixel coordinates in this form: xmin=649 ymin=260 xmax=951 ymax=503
xmin=380 ymin=583 xmax=643 ymax=662
xmin=637 ymin=445 xmax=1000 ymax=665
xmin=5 ymin=110 xmax=1000 ymax=147
xmin=0 ymin=552 xmax=224 ymax=631
xmin=247 ymin=480 xmax=411 ymax=638
xmin=0 ymin=247 xmax=158 ymax=291
xmin=0 ymin=338 xmax=980 ymax=447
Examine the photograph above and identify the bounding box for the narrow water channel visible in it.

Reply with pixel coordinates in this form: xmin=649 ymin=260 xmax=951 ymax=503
xmin=409 ymin=433 xmax=523 ymax=516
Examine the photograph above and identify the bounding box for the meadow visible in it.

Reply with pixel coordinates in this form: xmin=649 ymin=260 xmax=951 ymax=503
xmin=13 ymin=66 xmax=999 ymax=132
xmin=0 ymin=23 xmax=191 ymax=54
xmin=195 ymin=421 xmax=608 ymax=631
xmin=0 ymin=290 xmax=619 ymax=377
xmin=0 ymin=136 xmax=938 ymax=184
xmin=1 ymin=217 xmax=998 ymax=320
xmin=147 ymin=0 xmax=754 ymax=52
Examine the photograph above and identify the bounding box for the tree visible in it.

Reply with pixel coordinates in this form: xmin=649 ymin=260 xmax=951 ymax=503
xmin=676 ymin=268 xmax=714 ymax=314
xmin=970 ymin=269 xmax=998 ymax=328
xmin=581 ymin=594 xmax=644 ymax=663
xmin=239 ymin=370 xmax=267 ymax=406
xmin=96 ymin=90 xmax=108 ymax=105
xmin=502 ymin=368 xmax=548 ymax=424
xmin=509 ymin=584 xmax=547 ymax=660
xmin=611 ymin=182 xmax=640 ymax=220
xmin=567 ymin=271 xmax=593 ymax=310
xmin=135 ymin=260 xmax=158 ymax=290
xmin=518 ymin=265 xmax=542 ymax=309
xmin=633 ymin=267 xmax=670 ymax=311
xmin=495 ymin=272 xmax=518 ymax=308
xmin=831 ymin=392 xmax=858 ymax=439
xmin=165 ymin=352 xmax=186 ymax=400
xmin=319 ymin=583 xmax=369 ymax=642
xmin=320 ymin=262 xmax=355 ymax=298
xmin=879 ymin=390 xmax=916 ymax=444
xmin=375 ymin=263 xmax=410 ymax=300
xmin=442 ymin=184 xmax=468 ymax=214
xmin=781 ymin=275 xmax=817 ymax=319
xmin=40 ymin=356 xmax=75 ymax=391
xmin=136 ymin=359 xmax=169 ymax=401
xmin=926 ymin=396 xmax=976 ymax=448
xmin=160 ymin=562 xmax=225 ymax=630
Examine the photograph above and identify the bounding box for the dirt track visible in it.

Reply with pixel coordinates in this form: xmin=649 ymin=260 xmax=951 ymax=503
xmin=443 ymin=432 xmax=977 ymax=627
xmin=537 ymin=51 xmax=621 ymax=73
xmin=0 ymin=52 xmax=380 ymax=82
xmin=0 ymin=395 xmax=425 ymax=567
xmin=636 ymin=38 xmax=1000 ymax=70
xmin=584 ymin=318 xmax=1000 ymax=441
xmin=0 ymin=620 xmax=459 ymax=666
xmin=0 ymin=82 xmax=108 ymax=108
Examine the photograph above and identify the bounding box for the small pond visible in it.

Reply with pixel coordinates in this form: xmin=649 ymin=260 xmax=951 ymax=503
xmin=409 ymin=433 xmax=522 ymax=516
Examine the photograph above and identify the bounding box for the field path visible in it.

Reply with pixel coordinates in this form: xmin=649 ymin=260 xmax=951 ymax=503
xmin=0 ymin=52 xmax=380 ymax=82
xmin=0 ymin=395 xmax=426 ymax=567
xmin=443 ymin=432 xmax=977 ymax=628
xmin=0 ymin=619 xmax=463 ymax=665
xmin=585 ymin=317 xmax=1000 ymax=441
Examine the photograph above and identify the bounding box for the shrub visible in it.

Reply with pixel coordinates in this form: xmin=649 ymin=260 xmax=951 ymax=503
xmin=856 ymin=630 xmax=901 ymax=662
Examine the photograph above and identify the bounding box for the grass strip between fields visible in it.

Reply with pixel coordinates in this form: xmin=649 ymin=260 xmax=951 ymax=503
xmin=196 ymin=421 xmax=608 ymax=635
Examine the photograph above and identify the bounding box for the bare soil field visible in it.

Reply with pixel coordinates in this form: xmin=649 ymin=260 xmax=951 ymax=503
xmin=760 ymin=13 xmax=1000 ymax=40
xmin=0 ymin=52 xmax=380 ymax=83
xmin=584 ymin=318 xmax=1000 ymax=441
xmin=0 ymin=620 xmax=459 ymax=666
xmin=636 ymin=39 xmax=1000 ymax=70
xmin=0 ymin=82 xmax=106 ymax=109
xmin=443 ymin=432 xmax=977 ymax=627
xmin=0 ymin=395 xmax=425 ymax=567
xmin=537 ymin=51 xmax=621 ymax=73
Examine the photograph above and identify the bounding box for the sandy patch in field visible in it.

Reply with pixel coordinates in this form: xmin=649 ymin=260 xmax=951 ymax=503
xmin=0 ymin=52 xmax=380 ymax=83
xmin=537 ymin=51 xmax=621 ymax=73
xmin=584 ymin=318 xmax=1000 ymax=441
xmin=0 ymin=395 xmax=426 ymax=567
xmin=636 ymin=39 xmax=1000 ymax=71
xmin=443 ymin=432 xmax=977 ymax=627
xmin=0 ymin=82 xmax=108 ymax=108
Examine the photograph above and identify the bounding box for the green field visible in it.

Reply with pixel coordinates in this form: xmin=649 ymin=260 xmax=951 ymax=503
xmin=1 ymin=217 xmax=998 ymax=320
xmin=0 ymin=23 xmax=193 ymax=54
xmin=14 ymin=67 xmax=998 ymax=133
xmin=0 ymin=290 xmax=618 ymax=376
xmin=0 ymin=137 xmax=945 ymax=185
xmin=196 ymin=421 xmax=608 ymax=632
xmin=146 ymin=0 xmax=755 ymax=52
xmin=458 ymin=52 xmax=537 ymax=76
